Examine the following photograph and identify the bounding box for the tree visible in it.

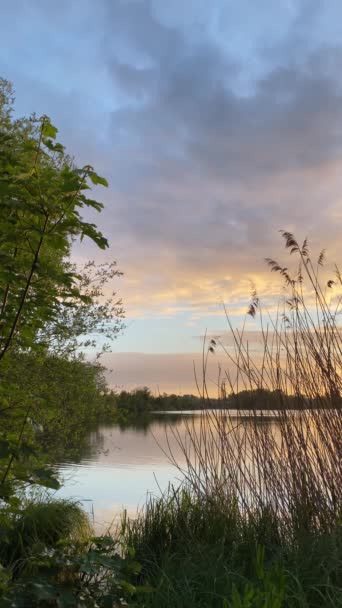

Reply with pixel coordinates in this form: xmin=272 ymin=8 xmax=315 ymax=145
xmin=37 ymin=260 xmax=125 ymax=357
xmin=0 ymin=78 xmax=122 ymax=498
xmin=0 ymin=78 xmax=111 ymax=361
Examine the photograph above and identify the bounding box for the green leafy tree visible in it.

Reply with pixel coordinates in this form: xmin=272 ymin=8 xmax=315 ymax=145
xmin=37 ymin=259 xmax=125 ymax=357
xmin=0 ymin=78 xmax=122 ymax=499
xmin=0 ymin=78 xmax=109 ymax=361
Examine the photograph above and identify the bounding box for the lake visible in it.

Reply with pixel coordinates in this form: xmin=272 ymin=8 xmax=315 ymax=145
xmin=53 ymin=411 xmax=280 ymax=532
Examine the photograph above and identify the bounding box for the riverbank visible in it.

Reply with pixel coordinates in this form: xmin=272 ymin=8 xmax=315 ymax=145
xmin=122 ymin=487 xmax=342 ymax=608
xmin=1 ymin=484 xmax=341 ymax=607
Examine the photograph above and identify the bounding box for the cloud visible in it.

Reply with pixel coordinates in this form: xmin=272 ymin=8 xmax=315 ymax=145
xmin=2 ymin=0 xmax=342 ymax=327
xmin=102 ymin=351 xmax=224 ymax=396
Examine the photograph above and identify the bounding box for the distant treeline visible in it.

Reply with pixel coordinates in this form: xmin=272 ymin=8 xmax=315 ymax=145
xmin=103 ymin=387 xmax=202 ymax=414
xmin=100 ymin=386 xmax=334 ymax=423
xmin=3 ymin=349 xmax=334 ymax=460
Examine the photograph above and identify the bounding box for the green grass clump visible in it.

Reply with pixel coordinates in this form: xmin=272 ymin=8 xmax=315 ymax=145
xmin=0 ymin=497 xmax=90 ymax=575
xmin=0 ymin=498 xmax=141 ymax=607
xmin=121 ymin=488 xmax=342 ymax=608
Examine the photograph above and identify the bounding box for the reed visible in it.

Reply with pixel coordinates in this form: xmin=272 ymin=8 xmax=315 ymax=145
xmin=121 ymin=234 xmax=342 ymax=607
xmin=166 ymin=233 xmax=342 ymax=538
xmin=122 ymin=486 xmax=342 ymax=607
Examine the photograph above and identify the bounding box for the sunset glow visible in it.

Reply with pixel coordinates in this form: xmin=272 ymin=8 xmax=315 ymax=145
xmin=3 ymin=1 xmax=342 ymax=392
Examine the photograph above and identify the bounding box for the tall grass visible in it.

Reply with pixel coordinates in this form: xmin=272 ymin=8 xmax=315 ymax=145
xmin=166 ymin=233 xmax=342 ymax=537
xmin=122 ymin=487 xmax=342 ymax=607
xmin=0 ymin=496 xmax=90 ymax=576
xmin=121 ymin=234 xmax=342 ymax=607
xmin=0 ymin=497 xmax=143 ymax=607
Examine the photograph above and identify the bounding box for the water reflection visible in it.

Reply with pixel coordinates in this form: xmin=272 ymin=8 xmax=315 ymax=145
xmin=54 ymin=412 xmax=279 ymax=531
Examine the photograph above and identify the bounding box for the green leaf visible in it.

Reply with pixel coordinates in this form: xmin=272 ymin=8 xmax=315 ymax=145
xmin=42 ymin=121 xmax=58 ymax=139
xmin=44 ymin=139 xmax=65 ymax=153
xmin=87 ymin=170 xmax=108 ymax=187
xmin=80 ymin=223 xmax=108 ymax=249
xmin=32 ymin=468 xmax=61 ymax=490
xmin=119 ymin=580 xmax=136 ymax=595
xmin=0 ymin=439 xmax=11 ymax=459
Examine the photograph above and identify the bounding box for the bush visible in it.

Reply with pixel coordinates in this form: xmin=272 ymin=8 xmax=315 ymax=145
xmin=0 ymin=498 xmax=143 ymax=607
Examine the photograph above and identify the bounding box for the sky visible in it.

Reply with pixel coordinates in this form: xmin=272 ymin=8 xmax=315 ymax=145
xmin=2 ymin=1 xmax=342 ymax=393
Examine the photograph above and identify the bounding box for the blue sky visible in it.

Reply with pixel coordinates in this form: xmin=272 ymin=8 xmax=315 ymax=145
xmin=2 ymin=1 xmax=342 ymax=392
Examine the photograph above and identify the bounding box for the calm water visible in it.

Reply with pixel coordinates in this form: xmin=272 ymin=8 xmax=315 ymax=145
xmin=53 ymin=411 xmax=279 ymax=532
